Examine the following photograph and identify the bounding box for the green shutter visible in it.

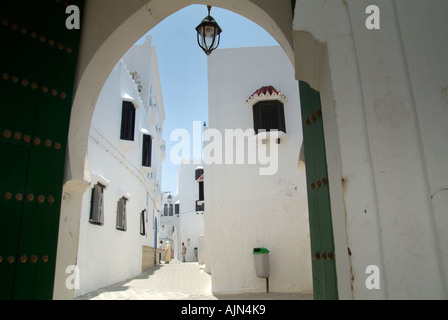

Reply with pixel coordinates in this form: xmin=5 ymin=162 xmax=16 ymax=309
xmin=299 ymin=81 xmax=338 ymax=300
xmin=0 ymin=0 xmax=83 ymax=299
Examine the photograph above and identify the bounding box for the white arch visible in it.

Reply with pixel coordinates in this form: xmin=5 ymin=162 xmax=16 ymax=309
xmin=56 ymin=0 xmax=296 ymax=299
xmin=65 ymin=0 xmax=294 ymax=188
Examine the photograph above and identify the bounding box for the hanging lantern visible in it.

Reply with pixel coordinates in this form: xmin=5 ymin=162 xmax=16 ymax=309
xmin=195 ymin=6 xmax=222 ymax=56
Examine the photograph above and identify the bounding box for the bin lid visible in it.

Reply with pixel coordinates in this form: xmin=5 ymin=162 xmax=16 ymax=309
xmin=253 ymin=248 xmax=270 ymax=254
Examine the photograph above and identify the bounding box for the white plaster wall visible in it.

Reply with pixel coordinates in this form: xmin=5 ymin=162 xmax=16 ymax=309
xmin=293 ymin=0 xmax=448 ymax=299
xmin=73 ymin=38 xmax=165 ymax=297
xmin=207 ymin=46 xmax=312 ymax=294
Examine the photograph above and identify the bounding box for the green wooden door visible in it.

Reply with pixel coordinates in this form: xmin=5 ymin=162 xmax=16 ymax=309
xmin=299 ymin=81 xmax=338 ymax=300
xmin=0 ymin=0 xmax=83 ymax=299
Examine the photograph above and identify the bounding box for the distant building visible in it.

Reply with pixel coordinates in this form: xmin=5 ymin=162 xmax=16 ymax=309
xmin=159 ymin=192 xmax=180 ymax=262
xmin=205 ymin=46 xmax=313 ymax=294
xmin=176 ymin=162 xmax=206 ymax=263
xmin=74 ymin=36 xmax=165 ymax=297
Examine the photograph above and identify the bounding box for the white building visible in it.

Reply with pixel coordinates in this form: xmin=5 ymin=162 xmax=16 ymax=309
xmin=159 ymin=192 xmax=180 ymax=262
xmin=74 ymin=36 xmax=166 ymax=297
xmin=176 ymin=162 xmax=206 ymax=263
xmin=205 ymin=46 xmax=313 ymax=294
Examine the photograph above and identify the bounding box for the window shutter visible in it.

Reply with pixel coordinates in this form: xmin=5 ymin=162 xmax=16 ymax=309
xmin=199 ymin=181 xmax=204 ymax=201
xmin=142 ymin=134 xmax=152 ymax=167
xmin=252 ymin=100 xmax=286 ymax=134
xmin=120 ymin=101 xmax=136 ymax=141
xmin=116 ymin=197 xmax=127 ymax=231
xmin=140 ymin=210 xmax=146 ymax=236
xmin=89 ymin=184 xmax=104 ymax=225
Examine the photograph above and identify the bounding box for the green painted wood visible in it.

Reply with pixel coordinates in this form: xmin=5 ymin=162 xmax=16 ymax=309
xmin=299 ymin=81 xmax=338 ymax=300
xmin=0 ymin=142 xmax=30 ymax=299
xmin=0 ymin=0 xmax=83 ymax=299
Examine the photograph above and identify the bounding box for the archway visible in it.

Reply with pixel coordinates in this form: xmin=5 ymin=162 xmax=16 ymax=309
xmin=54 ymin=0 xmax=348 ymax=300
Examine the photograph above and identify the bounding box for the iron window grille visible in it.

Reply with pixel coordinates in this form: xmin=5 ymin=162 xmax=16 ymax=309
xmin=252 ymin=100 xmax=286 ymax=134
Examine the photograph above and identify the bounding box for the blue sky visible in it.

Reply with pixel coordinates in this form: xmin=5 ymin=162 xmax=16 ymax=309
xmin=137 ymin=4 xmax=278 ymax=194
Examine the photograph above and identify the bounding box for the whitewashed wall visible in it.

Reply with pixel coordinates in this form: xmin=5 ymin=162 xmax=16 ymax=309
xmin=73 ymin=37 xmax=165 ymax=297
xmin=206 ymin=46 xmax=313 ymax=294
xmin=293 ymin=0 xmax=448 ymax=299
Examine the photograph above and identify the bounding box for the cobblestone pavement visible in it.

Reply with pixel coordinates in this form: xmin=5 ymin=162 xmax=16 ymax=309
xmin=75 ymin=262 xmax=313 ymax=300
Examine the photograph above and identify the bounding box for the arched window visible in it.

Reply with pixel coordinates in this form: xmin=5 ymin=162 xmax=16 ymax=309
xmin=195 ymin=167 xmax=204 ymax=180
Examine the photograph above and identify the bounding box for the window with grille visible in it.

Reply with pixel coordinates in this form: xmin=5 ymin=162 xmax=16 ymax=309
xmin=252 ymin=100 xmax=286 ymax=134
xmin=163 ymin=204 xmax=168 ymax=216
xmin=169 ymin=204 xmax=173 ymax=216
xmin=116 ymin=197 xmax=127 ymax=231
xmin=120 ymin=101 xmax=136 ymax=141
xmin=89 ymin=183 xmax=105 ymax=225
xmin=142 ymin=134 xmax=152 ymax=167
xmin=196 ymin=200 xmax=204 ymax=212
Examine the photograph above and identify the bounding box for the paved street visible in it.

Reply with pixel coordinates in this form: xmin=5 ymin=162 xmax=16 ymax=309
xmin=75 ymin=262 xmax=313 ymax=300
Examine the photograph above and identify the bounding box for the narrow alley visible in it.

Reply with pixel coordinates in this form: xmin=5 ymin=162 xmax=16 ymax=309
xmin=75 ymin=262 xmax=313 ymax=300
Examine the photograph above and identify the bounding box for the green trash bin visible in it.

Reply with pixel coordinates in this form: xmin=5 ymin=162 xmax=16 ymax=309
xmin=253 ymin=248 xmax=270 ymax=278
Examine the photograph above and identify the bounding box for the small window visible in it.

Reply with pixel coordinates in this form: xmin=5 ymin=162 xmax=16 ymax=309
xmin=196 ymin=200 xmax=204 ymax=212
xmin=164 ymin=204 xmax=168 ymax=216
xmin=142 ymin=134 xmax=152 ymax=167
xmin=120 ymin=101 xmax=136 ymax=141
xmin=252 ymin=100 xmax=286 ymax=134
xmin=175 ymin=203 xmax=179 ymax=215
xmin=199 ymin=181 xmax=204 ymax=201
xmin=116 ymin=197 xmax=127 ymax=231
xmin=169 ymin=204 xmax=173 ymax=216
xmin=195 ymin=167 xmax=204 ymax=180
xmin=140 ymin=210 xmax=146 ymax=236
xmin=90 ymin=183 xmax=105 ymax=225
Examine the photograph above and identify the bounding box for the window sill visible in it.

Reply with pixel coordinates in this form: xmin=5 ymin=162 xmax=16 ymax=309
xmin=141 ymin=166 xmax=153 ymax=173
xmin=119 ymin=139 xmax=138 ymax=150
